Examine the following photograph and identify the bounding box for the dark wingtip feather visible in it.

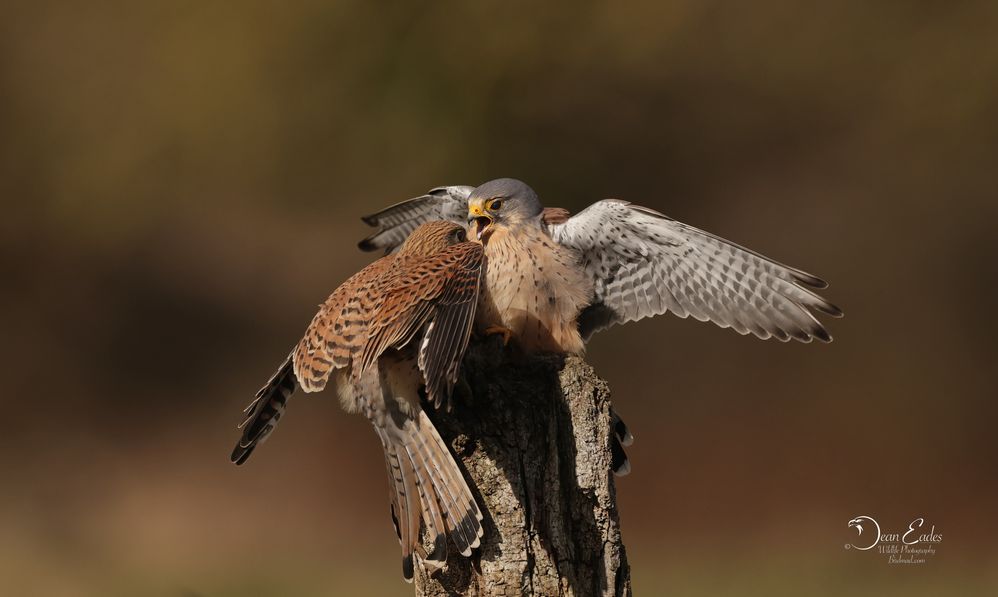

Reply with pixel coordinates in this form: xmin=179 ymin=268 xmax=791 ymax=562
xmin=794 ymin=272 xmax=829 ymax=289
xmin=812 ymin=325 xmax=832 ymax=343
xmin=611 ymin=410 xmax=634 ymax=447
xmin=358 ymin=236 xmax=379 ymax=252
xmin=611 ymin=434 xmax=630 ymax=476
xmin=230 ymin=353 xmax=296 ymax=465
xmin=230 ymin=443 xmax=253 ymax=465
xmin=773 ymin=328 xmax=792 ymax=342
xmin=817 ymin=301 xmax=844 ymax=318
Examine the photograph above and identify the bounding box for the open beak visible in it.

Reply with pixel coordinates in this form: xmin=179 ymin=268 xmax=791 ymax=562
xmin=468 ymin=204 xmax=494 ymax=241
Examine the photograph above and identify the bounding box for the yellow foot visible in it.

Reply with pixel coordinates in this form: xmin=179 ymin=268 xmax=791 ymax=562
xmin=484 ymin=325 xmax=514 ymax=346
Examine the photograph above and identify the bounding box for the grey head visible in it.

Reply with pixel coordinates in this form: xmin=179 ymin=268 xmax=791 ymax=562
xmin=467 ymin=178 xmax=544 ymax=241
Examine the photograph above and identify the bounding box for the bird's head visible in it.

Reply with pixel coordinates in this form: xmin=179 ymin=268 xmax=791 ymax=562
xmin=848 ymin=516 xmax=873 ymax=536
xmin=467 ymin=178 xmax=543 ymax=243
xmin=398 ymin=220 xmax=469 ymax=257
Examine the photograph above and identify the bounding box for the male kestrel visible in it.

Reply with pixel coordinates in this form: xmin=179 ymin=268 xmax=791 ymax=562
xmin=359 ymin=178 xmax=842 ymax=354
xmin=232 ymin=220 xmax=485 ymax=582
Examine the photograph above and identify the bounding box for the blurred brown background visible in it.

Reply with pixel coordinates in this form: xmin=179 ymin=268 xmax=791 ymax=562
xmin=2 ymin=1 xmax=997 ymax=595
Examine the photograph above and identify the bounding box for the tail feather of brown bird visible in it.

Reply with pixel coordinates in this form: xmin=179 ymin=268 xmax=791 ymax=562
xmin=231 ymin=220 xmax=488 ymax=581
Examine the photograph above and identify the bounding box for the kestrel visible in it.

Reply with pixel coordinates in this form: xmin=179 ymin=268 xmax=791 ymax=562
xmin=359 ymin=178 xmax=842 ymax=354
xmin=231 ymin=220 xmax=485 ymax=582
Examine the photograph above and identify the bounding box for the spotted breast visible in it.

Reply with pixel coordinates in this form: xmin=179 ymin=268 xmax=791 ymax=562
xmin=477 ymin=222 xmax=593 ymax=354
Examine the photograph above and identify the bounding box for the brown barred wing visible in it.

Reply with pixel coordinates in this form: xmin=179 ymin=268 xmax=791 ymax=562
xmin=359 ymin=242 xmax=484 ymax=409
xmin=292 ymin=255 xmax=394 ymax=392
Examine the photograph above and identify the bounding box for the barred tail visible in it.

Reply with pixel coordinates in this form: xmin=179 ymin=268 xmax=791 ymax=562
xmin=379 ymin=409 xmax=484 ymax=581
xmin=231 ymin=352 xmax=297 ymax=465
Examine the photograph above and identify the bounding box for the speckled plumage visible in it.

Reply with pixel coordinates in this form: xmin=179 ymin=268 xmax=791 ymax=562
xmin=359 ymin=179 xmax=842 ymax=351
xmin=232 ymin=220 xmax=485 ymax=582
xmin=476 ymin=221 xmax=591 ymax=353
xmin=360 ymin=180 xmax=842 ymax=480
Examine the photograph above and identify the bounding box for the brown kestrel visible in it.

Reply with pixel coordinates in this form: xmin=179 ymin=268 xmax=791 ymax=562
xmin=359 ymin=178 xmax=842 ymax=353
xmin=232 ymin=220 xmax=485 ymax=582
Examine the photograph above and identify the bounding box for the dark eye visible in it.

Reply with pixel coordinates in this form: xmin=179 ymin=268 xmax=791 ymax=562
xmin=490 ymin=199 xmax=503 ymax=210
xmin=453 ymin=228 xmax=466 ymax=242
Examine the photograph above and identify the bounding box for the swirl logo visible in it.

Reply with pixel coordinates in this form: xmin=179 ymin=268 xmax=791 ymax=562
xmin=847 ymin=515 xmax=881 ymax=550
xmin=844 ymin=515 xmax=942 ymax=565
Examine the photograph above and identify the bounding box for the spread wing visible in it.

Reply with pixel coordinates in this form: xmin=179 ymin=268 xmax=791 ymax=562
xmin=294 ymin=237 xmax=483 ymax=407
xmin=293 ymin=255 xmax=395 ymax=392
xmin=360 ymin=242 xmax=485 ymax=408
xmin=358 ymin=186 xmax=474 ymax=253
xmin=550 ymin=200 xmax=842 ymax=343
xmin=357 ymin=185 xmax=572 ymax=253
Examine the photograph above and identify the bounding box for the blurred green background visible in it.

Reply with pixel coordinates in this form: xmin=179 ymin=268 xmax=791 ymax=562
xmin=2 ymin=1 xmax=997 ymax=595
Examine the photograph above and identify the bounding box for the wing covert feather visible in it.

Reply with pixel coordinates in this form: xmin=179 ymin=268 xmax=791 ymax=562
xmin=358 ymin=186 xmax=473 ymax=253
xmin=293 ymin=256 xmax=394 ymax=392
xmin=359 ymin=242 xmax=484 ymax=407
xmin=551 ymin=200 xmax=842 ymax=343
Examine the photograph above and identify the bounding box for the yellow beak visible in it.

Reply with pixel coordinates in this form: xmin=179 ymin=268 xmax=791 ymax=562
xmin=468 ymin=201 xmax=487 ymax=218
xmin=468 ymin=200 xmax=494 ymax=241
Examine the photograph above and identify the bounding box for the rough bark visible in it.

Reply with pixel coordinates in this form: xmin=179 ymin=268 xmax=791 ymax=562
xmin=416 ymin=340 xmax=631 ymax=597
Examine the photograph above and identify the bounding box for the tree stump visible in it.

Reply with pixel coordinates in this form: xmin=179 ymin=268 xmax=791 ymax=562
xmin=416 ymin=340 xmax=631 ymax=597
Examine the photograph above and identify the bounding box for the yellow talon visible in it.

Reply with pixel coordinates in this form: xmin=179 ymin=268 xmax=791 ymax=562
xmin=484 ymin=325 xmax=514 ymax=346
